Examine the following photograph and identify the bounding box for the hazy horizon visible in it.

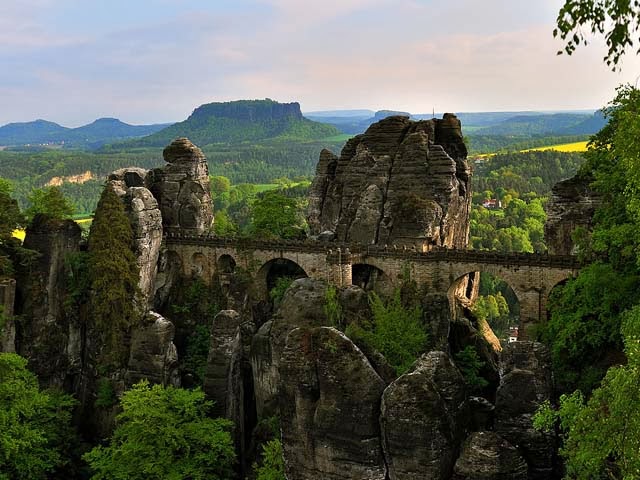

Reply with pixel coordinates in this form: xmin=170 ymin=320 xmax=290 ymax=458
xmin=2 ymin=0 xmax=638 ymax=126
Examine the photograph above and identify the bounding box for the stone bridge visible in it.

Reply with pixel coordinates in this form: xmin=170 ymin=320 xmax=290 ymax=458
xmin=163 ymin=233 xmax=580 ymax=337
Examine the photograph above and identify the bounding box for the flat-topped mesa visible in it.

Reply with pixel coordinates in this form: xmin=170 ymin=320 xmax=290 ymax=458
xmin=149 ymin=137 xmax=214 ymax=235
xmin=308 ymin=114 xmax=471 ymax=249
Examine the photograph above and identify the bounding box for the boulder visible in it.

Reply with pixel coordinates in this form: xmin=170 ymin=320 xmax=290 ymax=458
xmin=150 ymin=137 xmax=214 ymax=234
xmin=279 ymin=327 xmax=387 ymax=480
xmin=380 ymin=351 xmax=466 ymax=480
xmin=307 ymin=115 xmax=471 ymax=249
xmin=125 ymin=311 xmax=179 ymax=386
xmin=453 ymin=431 xmax=528 ymax=480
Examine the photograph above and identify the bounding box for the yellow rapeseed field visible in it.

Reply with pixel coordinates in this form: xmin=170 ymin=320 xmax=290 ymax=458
xmin=521 ymin=141 xmax=589 ymax=153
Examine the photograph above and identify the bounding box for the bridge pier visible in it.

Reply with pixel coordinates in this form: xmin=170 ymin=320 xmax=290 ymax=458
xmin=517 ymin=288 xmax=547 ymax=340
xmin=327 ymin=248 xmax=353 ymax=288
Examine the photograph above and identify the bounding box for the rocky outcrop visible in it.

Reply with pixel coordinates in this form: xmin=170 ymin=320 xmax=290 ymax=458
xmin=308 ymin=114 xmax=471 ymax=248
xmin=495 ymin=342 xmax=555 ymax=479
xmin=453 ymin=431 xmax=527 ymax=480
xmin=150 ymin=137 xmax=214 ymax=234
xmin=380 ymin=351 xmax=467 ymax=480
xmin=204 ymin=309 xmax=256 ymax=469
xmin=108 ymin=168 xmax=163 ymax=305
xmin=544 ymin=174 xmax=600 ymax=255
xmin=15 ymin=216 xmax=82 ymax=388
xmin=0 ymin=277 xmax=16 ymax=352
xmin=125 ymin=311 xmax=179 ymax=386
xmin=279 ymin=327 xmax=387 ymax=480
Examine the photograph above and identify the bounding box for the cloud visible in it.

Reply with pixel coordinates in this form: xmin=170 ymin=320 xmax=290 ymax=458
xmin=1 ymin=0 xmax=639 ymax=125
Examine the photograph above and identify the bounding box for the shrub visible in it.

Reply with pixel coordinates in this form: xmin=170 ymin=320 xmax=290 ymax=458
xmin=346 ymin=290 xmax=427 ymax=375
xmin=83 ymin=381 xmax=235 ymax=480
xmin=454 ymin=345 xmax=489 ymax=391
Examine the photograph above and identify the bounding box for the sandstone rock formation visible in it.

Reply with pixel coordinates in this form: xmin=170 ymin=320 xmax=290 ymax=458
xmin=125 ymin=311 xmax=179 ymax=386
xmin=279 ymin=327 xmax=387 ymax=480
xmin=308 ymin=114 xmax=471 ymax=248
xmin=150 ymin=137 xmax=214 ymax=234
xmin=107 ymin=168 xmax=163 ymax=305
xmin=0 ymin=277 xmax=16 ymax=352
xmin=544 ymin=174 xmax=600 ymax=255
xmin=380 ymin=351 xmax=467 ymax=480
xmin=15 ymin=216 xmax=82 ymax=388
xmin=453 ymin=431 xmax=527 ymax=480
xmin=495 ymin=342 xmax=555 ymax=479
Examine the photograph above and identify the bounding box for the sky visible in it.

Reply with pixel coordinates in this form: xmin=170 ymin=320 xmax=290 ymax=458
xmin=2 ymin=0 xmax=640 ymax=126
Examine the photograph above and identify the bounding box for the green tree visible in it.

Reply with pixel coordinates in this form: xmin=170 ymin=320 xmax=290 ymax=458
xmin=346 ymin=290 xmax=427 ymax=375
xmin=0 ymin=353 xmax=76 ymax=480
xmin=83 ymin=381 xmax=235 ymax=480
xmin=250 ymin=191 xmax=303 ymax=239
xmin=555 ymin=0 xmax=640 ymax=67
xmin=212 ymin=210 xmax=237 ymax=237
xmin=534 ymin=306 xmax=640 ymax=479
xmin=88 ymin=185 xmax=141 ymax=366
xmin=0 ymin=179 xmax=23 ymax=243
xmin=25 ymin=186 xmax=75 ymax=221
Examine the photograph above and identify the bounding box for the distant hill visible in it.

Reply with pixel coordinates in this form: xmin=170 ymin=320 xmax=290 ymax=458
xmin=474 ymin=112 xmax=606 ymax=136
xmin=0 ymin=118 xmax=171 ymax=148
xmin=305 ymin=109 xmax=410 ymax=134
xmin=126 ymin=99 xmax=339 ymax=147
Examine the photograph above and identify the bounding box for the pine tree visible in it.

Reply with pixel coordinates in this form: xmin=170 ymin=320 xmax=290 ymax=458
xmin=88 ymin=184 xmax=140 ymax=366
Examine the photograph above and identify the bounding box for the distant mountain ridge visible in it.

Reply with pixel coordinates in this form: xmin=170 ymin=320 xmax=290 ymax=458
xmin=0 ymin=117 xmax=171 ymax=148
xmin=126 ymin=99 xmax=339 ymax=147
xmin=306 ymin=108 xmax=605 ymax=137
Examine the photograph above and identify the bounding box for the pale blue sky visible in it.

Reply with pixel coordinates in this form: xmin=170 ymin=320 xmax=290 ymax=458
xmin=1 ymin=0 xmax=639 ymax=126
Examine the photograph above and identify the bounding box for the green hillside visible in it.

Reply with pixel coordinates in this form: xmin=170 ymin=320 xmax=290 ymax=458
xmin=125 ymin=99 xmax=339 ymax=147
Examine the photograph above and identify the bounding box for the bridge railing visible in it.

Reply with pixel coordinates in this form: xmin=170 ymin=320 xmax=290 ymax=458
xmin=163 ymin=232 xmax=581 ymax=269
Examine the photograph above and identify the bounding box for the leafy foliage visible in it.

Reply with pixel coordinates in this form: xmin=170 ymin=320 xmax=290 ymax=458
xmin=454 ymin=346 xmax=489 ymax=391
xmin=324 ymin=285 xmax=343 ymax=328
xmin=540 ymin=86 xmax=640 ymax=393
xmin=253 ymin=439 xmax=286 ymax=480
xmin=346 ymin=290 xmax=426 ymax=375
xmin=0 ymin=353 xmax=77 ymax=480
xmin=83 ymin=381 xmax=235 ymax=480
xmin=534 ymin=307 xmax=640 ymax=479
xmin=25 ymin=186 xmax=75 ymax=221
xmin=88 ymin=185 xmax=141 ymax=367
xmin=94 ymin=378 xmax=116 ymax=408
xmin=250 ymin=191 xmax=305 ymax=239
xmin=555 ymin=0 xmax=640 ymax=67
xmin=183 ymin=325 xmax=211 ymax=385
xmin=269 ymin=276 xmax=294 ymax=304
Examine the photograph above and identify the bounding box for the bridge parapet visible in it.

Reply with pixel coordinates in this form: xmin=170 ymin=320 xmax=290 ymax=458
xmin=163 ymin=232 xmax=581 ymax=269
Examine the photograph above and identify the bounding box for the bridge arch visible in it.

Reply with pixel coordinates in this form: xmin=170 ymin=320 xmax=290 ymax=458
xmin=255 ymin=258 xmax=308 ymax=300
xmin=351 ymin=263 xmax=393 ymax=295
xmin=448 ymin=270 xmax=522 ymax=345
xmin=217 ymin=254 xmax=236 ymax=274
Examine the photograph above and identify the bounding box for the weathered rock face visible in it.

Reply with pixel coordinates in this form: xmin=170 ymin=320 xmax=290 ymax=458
xmin=108 ymin=168 xmax=163 ymax=305
xmin=453 ymin=431 xmax=528 ymax=480
xmin=308 ymin=114 xmax=471 ymax=248
xmin=150 ymin=137 xmax=214 ymax=234
xmin=545 ymin=174 xmax=600 ymax=255
xmin=125 ymin=311 xmax=179 ymax=386
xmin=380 ymin=351 xmax=467 ymax=480
xmin=495 ymin=342 xmax=555 ymax=479
xmin=204 ymin=309 xmax=256 ymax=470
xmin=0 ymin=277 xmax=16 ymax=352
xmin=15 ymin=216 xmax=82 ymax=388
xmin=279 ymin=327 xmax=387 ymax=480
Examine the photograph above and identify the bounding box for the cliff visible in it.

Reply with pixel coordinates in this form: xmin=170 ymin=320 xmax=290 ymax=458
xmin=308 ymin=114 xmax=471 ymax=248
xmin=544 ymin=174 xmax=600 ymax=255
